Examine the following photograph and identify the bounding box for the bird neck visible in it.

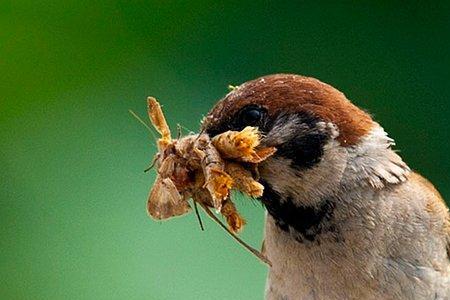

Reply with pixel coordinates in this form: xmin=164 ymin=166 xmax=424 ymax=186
xmin=259 ymin=124 xmax=410 ymax=243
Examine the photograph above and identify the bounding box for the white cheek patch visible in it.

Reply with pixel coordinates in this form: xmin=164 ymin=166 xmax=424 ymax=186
xmin=259 ymin=139 xmax=348 ymax=207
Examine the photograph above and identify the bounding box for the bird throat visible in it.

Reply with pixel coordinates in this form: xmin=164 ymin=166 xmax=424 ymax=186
xmin=260 ymin=181 xmax=336 ymax=243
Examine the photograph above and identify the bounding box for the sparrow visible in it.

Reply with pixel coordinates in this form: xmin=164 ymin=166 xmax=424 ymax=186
xmin=202 ymin=74 xmax=450 ymax=300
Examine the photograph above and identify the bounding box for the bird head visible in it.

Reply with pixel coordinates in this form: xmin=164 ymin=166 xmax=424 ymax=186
xmin=202 ymin=74 xmax=410 ymax=241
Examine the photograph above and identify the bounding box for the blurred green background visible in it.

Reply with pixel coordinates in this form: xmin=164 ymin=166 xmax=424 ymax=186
xmin=1 ymin=1 xmax=449 ymax=299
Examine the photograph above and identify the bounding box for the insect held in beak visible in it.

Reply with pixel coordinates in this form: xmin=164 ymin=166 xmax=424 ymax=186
xmin=143 ymin=97 xmax=275 ymax=265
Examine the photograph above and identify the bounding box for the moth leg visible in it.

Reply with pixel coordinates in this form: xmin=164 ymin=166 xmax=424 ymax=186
xmin=220 ymin=198 xmax=246 ymax=233
xmin=144 ymin=153 xmax=160 ymax=173
xmin=193 ymin=200 xmax=205 ymax=231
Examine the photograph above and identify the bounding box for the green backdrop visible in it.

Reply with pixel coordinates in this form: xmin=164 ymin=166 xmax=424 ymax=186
xmin=1 ymin=1 xmax=449 ymax=299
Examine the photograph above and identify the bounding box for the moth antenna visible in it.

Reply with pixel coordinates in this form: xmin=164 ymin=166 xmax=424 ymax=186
xmin=178 ymin=124 xmax=194 ymax=134
xmin=193 ymin=200 xmax=205 ymax=231
xmin=176 ymin=123 xmax=182 ymax=140
xmin=199 ymin=203 xmax=272 ymax=266
xmin=144 ymin=154 xmax=159 ymax=173
xmin=129 ymin=109 xmax=158 ymax=141
xmin=194 ymin=127 xmax=206 ymax=142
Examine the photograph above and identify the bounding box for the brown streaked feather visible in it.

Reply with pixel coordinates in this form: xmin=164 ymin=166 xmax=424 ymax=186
xmin=203 ymin=74 xmax=374 ymax=146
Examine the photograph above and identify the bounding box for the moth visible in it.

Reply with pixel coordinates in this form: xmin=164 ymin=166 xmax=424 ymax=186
xmin=144 ymin=97 xmax=276 ymax=264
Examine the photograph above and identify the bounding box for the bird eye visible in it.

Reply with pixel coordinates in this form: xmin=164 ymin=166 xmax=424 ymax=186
xmin=238 ymin=105 xmax=266 ymax=127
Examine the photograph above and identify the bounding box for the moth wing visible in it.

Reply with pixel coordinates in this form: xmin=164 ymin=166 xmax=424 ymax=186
xmin=147 ymin=176 xmax=191 ymax=220
xmin=245 ymin=147 xmax=277 ymax=163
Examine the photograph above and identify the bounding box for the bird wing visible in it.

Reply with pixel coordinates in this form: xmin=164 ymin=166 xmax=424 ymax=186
xmin=411 ymin=173 xmax=450 ymax=261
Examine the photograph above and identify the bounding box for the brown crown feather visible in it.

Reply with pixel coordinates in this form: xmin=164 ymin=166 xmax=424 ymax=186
xmin=203 ymin=74 xmax=374 ymax=146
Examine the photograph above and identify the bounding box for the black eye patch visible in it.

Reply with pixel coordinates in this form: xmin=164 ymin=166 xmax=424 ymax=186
xmin=270 ymin=112 xmax=329 ymax=169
